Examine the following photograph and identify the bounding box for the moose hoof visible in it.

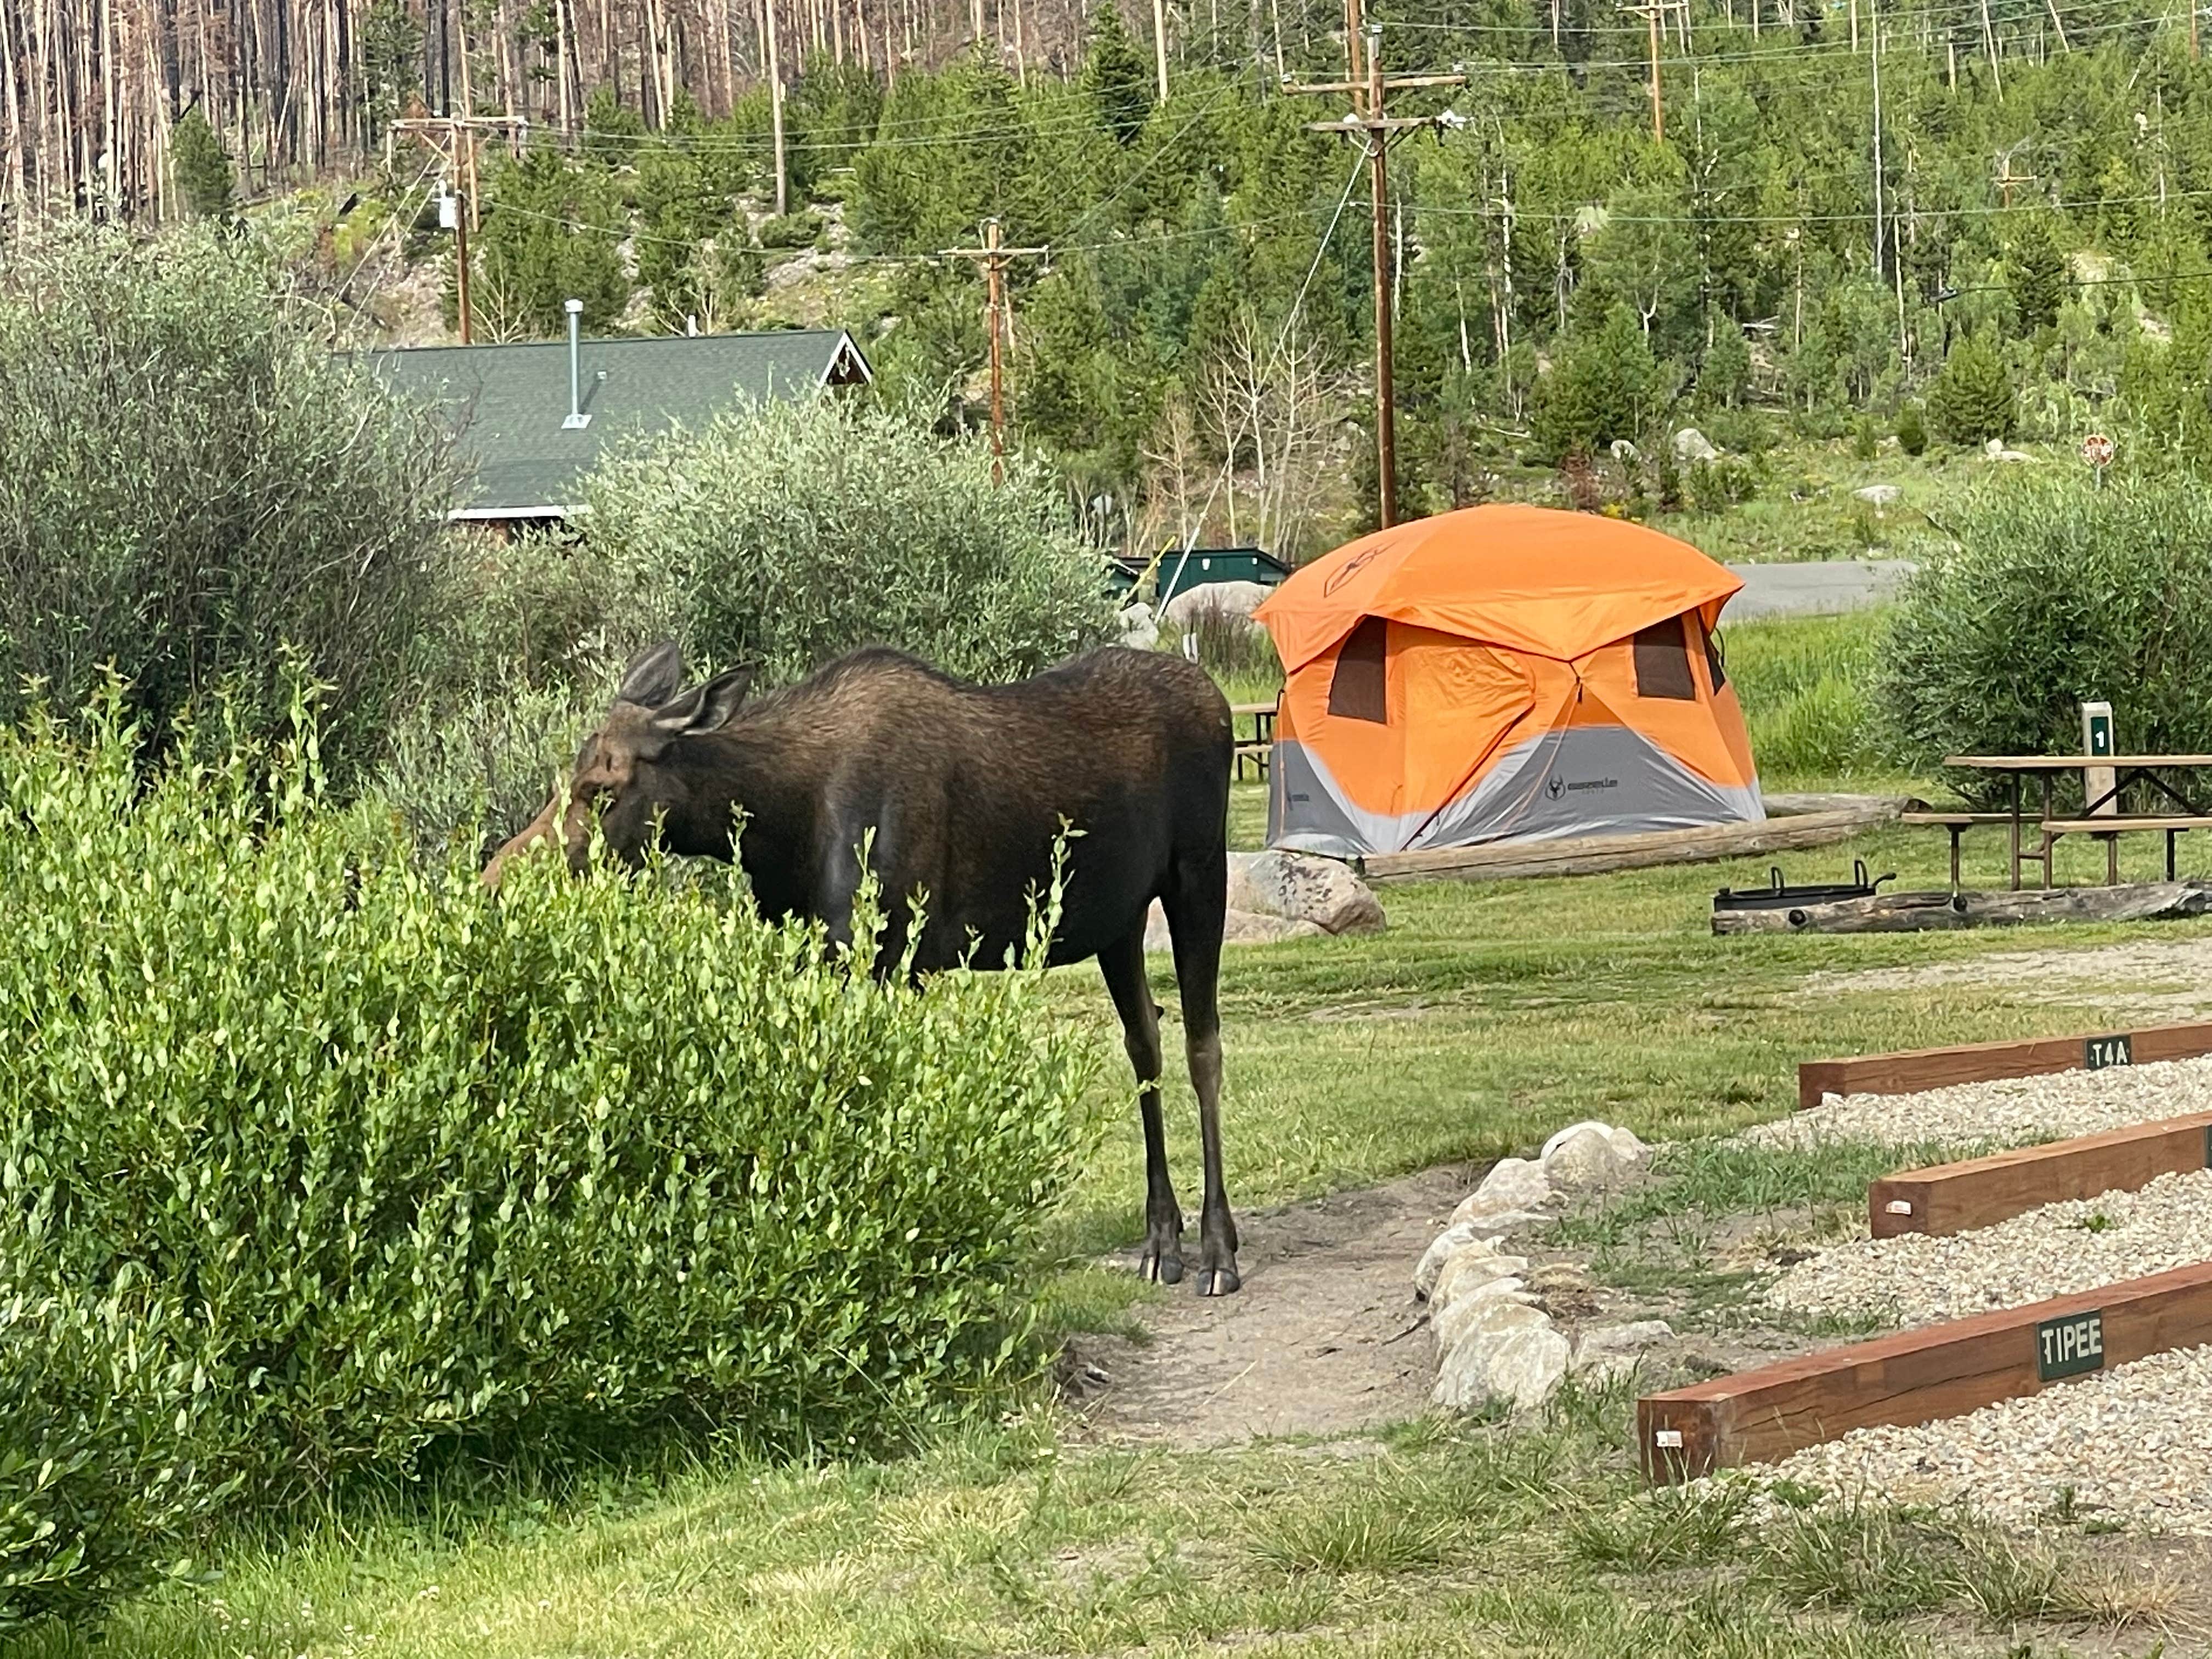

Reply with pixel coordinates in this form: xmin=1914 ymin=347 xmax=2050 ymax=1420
xmin=1197 ymin=1265 xmax=1241 ymax=1297
xmin=1139 ymin=1250 xmax=1185 ymax=1285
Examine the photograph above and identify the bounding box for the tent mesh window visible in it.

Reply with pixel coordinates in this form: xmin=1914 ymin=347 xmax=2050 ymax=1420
xmin=1633 ymin=616 xmax=1699 ymax=700
xmin=1328 ymin=617 xmax=1389 ymax=722
xmin=1703 ymin=622 xmax=1728 ymax=691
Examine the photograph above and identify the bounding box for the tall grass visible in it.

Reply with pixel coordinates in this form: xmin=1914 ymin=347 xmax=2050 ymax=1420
xmin=1723 ymin=612 xmax=1891 ymax=783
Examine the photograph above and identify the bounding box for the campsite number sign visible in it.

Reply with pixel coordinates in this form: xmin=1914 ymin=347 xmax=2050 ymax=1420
xmin=2036 ymin=1309 xmax=2106 ymax=1381
xmin=2084 ymin=1034 xmax=2132 ymax=1071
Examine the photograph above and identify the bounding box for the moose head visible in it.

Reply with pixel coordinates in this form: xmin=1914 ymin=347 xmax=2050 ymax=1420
xmin=483 ymin=641 xmax=753 ymax=887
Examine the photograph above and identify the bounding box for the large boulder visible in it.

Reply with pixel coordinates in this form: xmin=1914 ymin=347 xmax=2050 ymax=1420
xmin=1673 ymin=427 xmax=1720 ymax=464
xmin=1162 ymin=580 xmax=1271 ymax=628
xmin=1451 ymin=1156 xmax=1554 ymax=1223
xmin=1853 ymin=483 xmax=1901 ymax=507
xmin=1486 ymin=1324 xmax=1571 ymax=1409
xmin=1144 ymin=901 xmax=1322 ymax=953
xmin=1228 ymin=850 xmax=1386 ymax=936
xmin=1412 ymin=1222 xmax=1482 ymax=1299
xmin=1433 ymin=1249 xmax=1530 ymax=1310
xmin=1432 ymin=1289 xmax=1543 ymax=1357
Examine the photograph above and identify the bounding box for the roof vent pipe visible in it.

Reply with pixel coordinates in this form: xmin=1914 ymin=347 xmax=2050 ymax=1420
xmin=562 ymin=299 xmax=591 ymax=430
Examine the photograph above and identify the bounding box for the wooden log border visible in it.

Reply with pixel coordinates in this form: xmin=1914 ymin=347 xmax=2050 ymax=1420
xmin=1870 ymin=1112 xmax=2212 ymax=1239
xmin=1639 ymin=1261 xmax=2212 ymax=1482
xmin=1796 ymin=1020 xmax=2212 ymax=1113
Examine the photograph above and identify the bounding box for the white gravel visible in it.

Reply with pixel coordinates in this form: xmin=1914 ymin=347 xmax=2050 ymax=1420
xmin=1761 ymin=1344 xmax=2212 ymax=1537
xmin=1742 ymin=1054 xmax=2212 ymax=1152
xmin=1764 ymin=1168 xmax=2212 ymax=1326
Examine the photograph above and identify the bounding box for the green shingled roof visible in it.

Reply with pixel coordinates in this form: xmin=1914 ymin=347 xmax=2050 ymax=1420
xmin=364 ymin=328 xmax=871 ymax=518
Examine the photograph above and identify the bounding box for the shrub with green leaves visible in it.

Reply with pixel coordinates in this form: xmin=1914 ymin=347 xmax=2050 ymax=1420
xmin=0 ymin=685 xmax=1096 ymax=1624
xmin=582 ymin=397 xmax=1118 ymax=686
xmin=1877 ymin=472 xmax=2212 ymax=782
xmin=0 ymin=1282 xmax=227 ymax=1633
xmin=0 ymin=218 xmax=456 ymax=786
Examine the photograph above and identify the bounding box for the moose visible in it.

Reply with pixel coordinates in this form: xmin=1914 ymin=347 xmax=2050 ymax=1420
xmin=486 ymin=640 xmax=1242 ymax=1296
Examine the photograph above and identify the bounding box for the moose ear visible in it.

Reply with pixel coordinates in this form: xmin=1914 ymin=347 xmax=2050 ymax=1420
xmin=652 ymin=665 xmax=754 ymax=736
xmin=618 ymin=640 xmax=686 ymax=708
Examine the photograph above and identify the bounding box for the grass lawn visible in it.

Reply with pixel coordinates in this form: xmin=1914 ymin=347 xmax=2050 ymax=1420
xmin=28 ymin=778 xmax=2210 ymax=1659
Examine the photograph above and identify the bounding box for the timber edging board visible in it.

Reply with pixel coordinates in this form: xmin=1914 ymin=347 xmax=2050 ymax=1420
xmin=1638 ymin=1260 xmax=2212 ymax=1482
xmin=1796 ymin=1019 xmax=2212 ymax=1112
xmin=1870 ymin=1111 xmax=2212 ymax=1239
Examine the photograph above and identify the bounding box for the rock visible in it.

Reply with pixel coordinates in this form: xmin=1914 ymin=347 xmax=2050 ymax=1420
xmin=1539 ymin=1120 xmax=1650 ymax=1166
xmin=1413 ymin=1223 xmax=1481 ymax=1299
xmin=1452 ymin=1156 xmax=1553 ymax=1223
xmin=1486 ymin=1324 xmax=1572 ymax=1409
xmin=1609 ymin=438 xmax=1640 ymax=464
xmin=1122 ymin=622 xmax=1159 ymax=651
xmin=1161 ymin=580 xmax=1271 ymax=627
xmin=1459 ymin=1208 xmax=1554 ymax=1239
xmin=1673 ymin=427 xmax=1720 ymax=464
xmin=1432 ymin=1286 xmax=1542 ymax=1353
xmin=1573 ymin=1320 xmax=1675 ymax=1366
xmin=1433 ymin=1249 xmax=1530 ymax=1310
xmin=1853 ymin=484 xmax=1901 ymax=506
xmin=1144 ymin=901 xmax=1323 ymax=953
xmin=1984 ymin=438 xmax=2034 ymax=463
xmin=1542 ymin=1124 xmax=1635 ymax=1192
xmin=1227 ymin=850 xmax=1386 ymax=936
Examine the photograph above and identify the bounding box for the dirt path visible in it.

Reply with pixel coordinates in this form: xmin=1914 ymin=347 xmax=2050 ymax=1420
xmin=1062 ymin=1164 xmax=1475 ymax=1447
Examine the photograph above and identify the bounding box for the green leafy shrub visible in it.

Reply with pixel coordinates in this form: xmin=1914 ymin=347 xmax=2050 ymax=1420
xmin=1877 ymin=473 xmax=2212 ymax=782
xmin=0 ymin=1283 xmax=227 ymax=1632
xmin=582 ymin=397 xmax=1117 ymax=686
xmin=1894 ymin=401 xmax=1928 ymax=456
xmin=1926 ymin=335 xmax=2017 ymax=446
xmin=0 ymin=686 xmax=1096 ymax=1614
xmin=0 ymin=219 xmax=456 ymax=786
xmin=758 ymin=208 xmax=826 ymax=250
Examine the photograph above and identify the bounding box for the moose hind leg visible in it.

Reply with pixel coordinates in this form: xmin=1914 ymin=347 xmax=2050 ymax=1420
xmin=1166 ymin=852 xmax=1239 ymax=1297
xmin=1098 ymin=926 xmax=1183 ymax=1285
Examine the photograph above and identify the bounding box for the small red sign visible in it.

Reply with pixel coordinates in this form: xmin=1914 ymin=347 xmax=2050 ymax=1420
xmin=2083 ymin=433 xmax=2116 ymax=467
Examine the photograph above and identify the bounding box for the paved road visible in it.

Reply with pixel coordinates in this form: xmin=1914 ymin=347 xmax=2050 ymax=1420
xmin=1724 ymin=558 xmax=1916 ymax=620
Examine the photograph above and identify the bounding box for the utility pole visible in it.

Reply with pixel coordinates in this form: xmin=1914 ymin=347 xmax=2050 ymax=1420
xmin=1286 ymin=12 xmax=1462 ymax=528
xmin=393 ymin=114 xmax=527 ymax=343
xmin=1151 ymin=0 xmax=1171 ymax=99
xmin=941 ymin=217 xmax=1048 ymax=480
xmin=1638 ymin=2 xmax=1664 ymax=143
xmin=764 ymin=0 xmax=788 ymax=215
xmin=1870 ymin=0 xmax=1883 ymax=283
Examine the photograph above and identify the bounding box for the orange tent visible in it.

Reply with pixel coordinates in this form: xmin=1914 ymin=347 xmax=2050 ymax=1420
xmin=1252 ymin=505 xmax=1763 ymax=856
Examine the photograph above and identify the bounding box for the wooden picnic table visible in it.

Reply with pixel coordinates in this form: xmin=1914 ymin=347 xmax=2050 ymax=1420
xmin=1938 ymin=755 xmax=2212 ymax=889
xmin=1231 ymin=700 xmax=1278 ymax=781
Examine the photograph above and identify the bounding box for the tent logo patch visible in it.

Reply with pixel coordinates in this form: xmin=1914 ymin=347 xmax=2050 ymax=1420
xmin=1547 ymin=776 xmax=1566 ymax=800
xmin=1549 ymin=776 xmax=1620 ymax=798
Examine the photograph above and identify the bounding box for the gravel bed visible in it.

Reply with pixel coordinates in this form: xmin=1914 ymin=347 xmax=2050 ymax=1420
xmin=1758 ymin=1343 xmax=2212 ymax=1536
xmin=1765 ymin=1167 xmax=2212 ymax=1326
xmin=1742 ymin=1054 xmax=2212 ymax=1152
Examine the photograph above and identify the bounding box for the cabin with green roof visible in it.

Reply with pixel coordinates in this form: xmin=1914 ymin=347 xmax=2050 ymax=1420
xmin=365 ymin=328 xmax=872 ymax=528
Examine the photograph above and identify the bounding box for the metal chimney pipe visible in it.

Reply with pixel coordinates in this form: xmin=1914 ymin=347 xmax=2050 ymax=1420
xmin=561 ymin=298 xmax=590 ymax=429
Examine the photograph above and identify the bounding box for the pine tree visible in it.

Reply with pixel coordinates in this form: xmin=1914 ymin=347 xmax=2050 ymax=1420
xmin=2007 ymin=218 xmax=2068 ymax=333
xmin=1533 ymin=304 xmax=1671 ymax=462
xmin=1895 ymin=401 xmax=1928 ymax=456
xmin=1926 ymin=335 xmax=2018 ymax=447
xmin=1081 ymin=3 xmax=1153 ymax=146
xmin=172 ymin=110 xmax=234 ymax=218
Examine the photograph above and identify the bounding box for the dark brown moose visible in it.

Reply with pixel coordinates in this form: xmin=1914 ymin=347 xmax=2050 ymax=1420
xmin=486 ymin=640 xmax=1242 ymax=1295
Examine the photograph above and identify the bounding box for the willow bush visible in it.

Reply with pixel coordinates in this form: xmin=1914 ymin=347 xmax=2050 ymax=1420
xmin=579 ymin=396 xmax=1119 ymax=687
xmin=0 ymin=686 xmax=1095 ymax=1631
xmin=0 ymin=219 xmax=456 ymax=785
xmin=1878 ymin=472 xmax=2212 ymax=790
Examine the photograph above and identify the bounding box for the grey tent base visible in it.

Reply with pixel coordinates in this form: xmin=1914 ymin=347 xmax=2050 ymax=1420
xmin=1268 ymin=724 xmax=1764 ymax=858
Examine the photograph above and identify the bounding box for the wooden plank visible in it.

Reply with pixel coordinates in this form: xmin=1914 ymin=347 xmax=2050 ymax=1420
xmin=1639 ymin=1260 xmax=2212 ymax=1481
xmin=1357 ymin=804 xmax=1902 ymax=886
xmin=1797 ymin=1019 xmax=2212 ymax=1111
xmin=2043 ymin=815 xmax=2212 ymax=832
xmin=1719 ymin=881 xmax=2212 ymax=939
xmin=1870 ymin=1112 xmax=2212 ymax=1239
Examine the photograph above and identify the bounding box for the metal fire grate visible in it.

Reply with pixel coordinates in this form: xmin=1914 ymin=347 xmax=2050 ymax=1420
xmin=1713 ymin=860 xmax=1895 ymax=913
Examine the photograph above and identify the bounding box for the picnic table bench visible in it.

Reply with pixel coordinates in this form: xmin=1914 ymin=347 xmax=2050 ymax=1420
xmin=1924 ymin=755 xmax=2212 ymax=889
xmin=1231 ymin=700 xmax=1277 ymax=781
